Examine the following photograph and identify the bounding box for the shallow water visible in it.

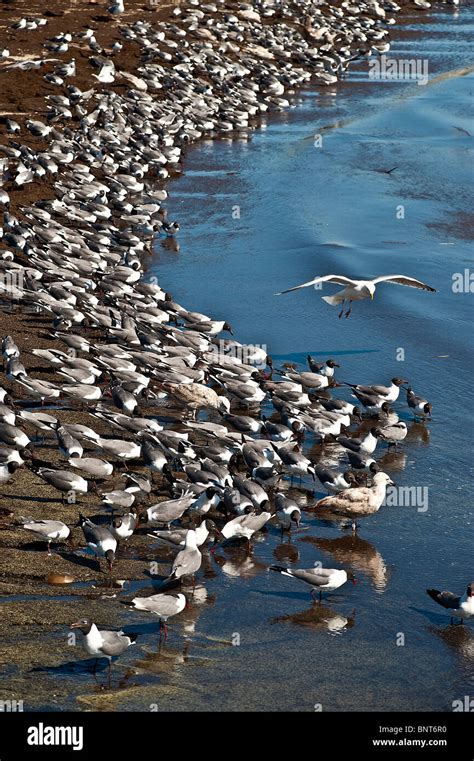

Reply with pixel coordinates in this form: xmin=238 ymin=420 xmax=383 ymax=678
xmin=143 ymin=6 xmax=474 ymax=711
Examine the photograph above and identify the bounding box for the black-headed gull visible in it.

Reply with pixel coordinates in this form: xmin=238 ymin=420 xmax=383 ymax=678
xmin=70 ymin=619 xmax=137 ymax=683
xmin=276 ymin=274 xmax=435 ymax=318
xmin=427 ymin=583 xmax=474 ymax=624
xmin=79 ymin=515 xmax=117 ymax=572
xmin=130 ymin=592 xmax=186 ymax=639
xmin=345 ymin=377 xmax=407 ymax=404
xmin=407 ymin=387 xmax=432 ymax=419
xmin=274 ymin=493 xmax=301 ymax=531
xmin=270 ymin=564 xmax=354 ymax=600
xmin=22 ymin=519 xmax=70 ymax=554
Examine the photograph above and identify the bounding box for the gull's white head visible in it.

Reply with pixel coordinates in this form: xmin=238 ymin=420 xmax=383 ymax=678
xmin=366 ymin=282 xmax=376 ymax=299
xmin=374 ymin=472 xmax=394 ymax=487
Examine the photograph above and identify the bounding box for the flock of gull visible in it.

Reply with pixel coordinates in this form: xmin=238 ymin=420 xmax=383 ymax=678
xmin=0 ymin=0 xmax=470 ymax=684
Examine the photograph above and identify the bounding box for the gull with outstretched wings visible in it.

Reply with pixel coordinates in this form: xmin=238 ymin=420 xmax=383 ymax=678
xmin=275 ymin=274 xmax=436 ymax=318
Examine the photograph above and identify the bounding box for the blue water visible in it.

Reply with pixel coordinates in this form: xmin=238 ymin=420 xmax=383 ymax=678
xmin=143 ymin=6 xmax=474 ymax=712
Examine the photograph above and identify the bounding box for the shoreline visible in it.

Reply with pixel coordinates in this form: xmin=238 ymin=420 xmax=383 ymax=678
xmin=0 ymin=0 xmax=458 ymax=710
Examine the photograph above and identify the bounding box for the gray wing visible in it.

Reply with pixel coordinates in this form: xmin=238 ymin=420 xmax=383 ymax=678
xmin=367 ymin=384 xmax=390 ymax=396
xmin=292 ymin=568 xmax=334 ymax=586
xmin=172 ymin=548 xmax=201 ymax=577
xmin=100 ymin=631 xmax=132 ymax=656
xmin=276 ymin=274 xmax=357 ymax=296
xmin=24 ymin=520 xmax=64 ymax=534
xmin=148 ymin=529 xmax=186 ymax=545
xmin=136 ymin=593 xmax=182 ymax=616
xmin=427 ymin=589 xmax=461 ymax=609
xmin=242 ymin=512 xmax=270 ymax=531
xmin=372 ymin=275 xmax=436 ymax=292
xmin=84 ymin=524 xmax=114 ymax=544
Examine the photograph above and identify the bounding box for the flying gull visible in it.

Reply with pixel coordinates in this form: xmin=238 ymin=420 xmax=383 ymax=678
xmin=276 ymin=274 xmax=436 ymax=318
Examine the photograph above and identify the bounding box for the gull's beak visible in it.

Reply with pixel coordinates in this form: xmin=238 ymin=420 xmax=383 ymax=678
xmin=370 ymin=293 xmax=374 ymax=300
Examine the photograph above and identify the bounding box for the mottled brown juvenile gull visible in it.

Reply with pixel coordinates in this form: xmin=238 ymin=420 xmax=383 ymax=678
xmin=315 ymin=473 xmax=394 ymax=518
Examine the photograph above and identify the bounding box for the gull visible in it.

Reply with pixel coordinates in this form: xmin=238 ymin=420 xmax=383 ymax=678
xmin=0 ymin=461 xmax=19 ymax=485
xmin=79 ymin=515 xmax=117 ymax=572
xmin=262 ymin=416 xmax=301 ymax=442
xmin=185 ymin=319 xmax=232 ymax=336
xmin=62 ymin=423 xmax=101 ymax=443
xmin=144 ymin=492 xmax=195 ymax=526
xmin=282 ymin=370 xmax=329 ymax=391
xmin=426 ymin=583 xmax=474 ymax=625
xmin=166 ymin=529 xmax=202 ymax=583
xmin=94 ymin=438 xmax=141 ymax=461
xmin=110 ymin=508 xmax=138 ymax=541
xmin=22 ymin=520 xmax=70 ymax=555
xmin=26 ymin=120 xmax=52 ymax=138
xmin=345 ymin=377 xmax=407 ymax=404
xmin=0 ymin=423 xmax=30 ymax=449
xmin=276 ymin=274 xmax=435 ymax=318
xmin=232 ymin=474 xmax=269 ymax=510
xmin=406 ymin=387 xmax=432 ymax=419
xmin=274 ymin=493 xmax=301 ymax=531
xmin=56 ymin=425 xmax=83 ymax=459
xmin=33 ymin=467 xmax=89 ymax=501
xmin=163 ymin=382 xmax=231 ymax=420
xmin=346 ymin=452 xmax=379 ymax=475
xmin=270 ymin=565 xmax=354 ymax=601
xmin=0 ymin=447 xmax=30 ymax=466
xmin=111 ymin=384 xmax=137 ymax=414
xmin=223 ymin=412 xmax=262 ymax=434
xmin=315 ymin=472 xmax=394 ymax=518
xmin=55 ymin=60 xmax=76 ymax=78
xmin=123 ymin=473 xmax=151 ymax=495
xmin=93 ymin=61 xmax=116 ymax=84
xmin=274 ymin=443 xmax=316 ymax=481
xmin=68 ymin=457 xmax=114 ymax=478
xmin=130 ymin=593 xmax=186 ymax=640
xmin=148 ymin=518 xmax=216 ymax=548
xmin=221 ymin=511 xmax=271 ymax=547
xmin=4 ymin=119 xmax=20 ymax=134
xmin=376 ymin=421 xmax=407 ymax=447
xmin=101 ymin=490 xmax=135 ymax=511
xmin=70 ymin=619 xmax=137 ymax=683
xmin=307 ymin=357 xmax=340 ymax=377
xmin=61 ymin=384 xmax=102 ymax=402
xmin=0 ymin=403 xmax=15 ymax=426
xmin=315 ymin=466 xmax=358 ymax=494
xmin=337 ymin=428 xmax=379 ymax=455
xmin=187 ymin=486 xmax=221 ymax=515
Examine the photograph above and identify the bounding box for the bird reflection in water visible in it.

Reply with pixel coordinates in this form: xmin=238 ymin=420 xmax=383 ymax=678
xmin=160 ymin=236 xmax=180 ymax=253
xmin=272 ymin=604 xmax=355 ymax=634
xmin=212 ymin=545 xmax=267 ymax=579
xmin=406 ymin=421 xmax=431 ymax=445
xmin=273 ymin=541 xmax=300 ymax=565
xmin=428 ymin=622 xmax=474 ymax=664
xmin=301 ymin=533 xmax=389 ymax=591
xmin=377 ymin=448 xmax=407 ymax=473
